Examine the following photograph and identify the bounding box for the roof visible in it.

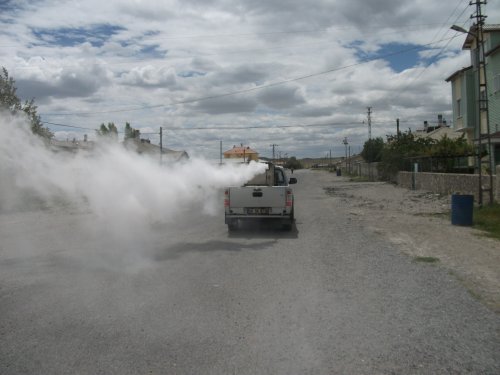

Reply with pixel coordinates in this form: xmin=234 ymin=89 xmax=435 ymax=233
xmin=123 ymin=138 xmax=189 ymax=160
xmin=484 ymin=131 xmax=500 ymax=142
xmin=223 ymin=145 xmax=258 ymax=155
xmin=50 ymin=139 xmax=95 ymax=152
xmin=462 ymin=24 xmax=500 ymax=50
xmin=414 ymin=126 xmax=462 ymax=141
xmin=445 ymin=66 xmax=472 ymax=82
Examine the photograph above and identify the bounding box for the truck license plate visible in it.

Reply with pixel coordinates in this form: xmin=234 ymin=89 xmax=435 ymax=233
xmin=247 ymin=208 xmax=269 ymax=214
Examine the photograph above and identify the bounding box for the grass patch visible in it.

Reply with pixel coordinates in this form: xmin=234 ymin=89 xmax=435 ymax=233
xmin=474 ymin=203 xmax=500 ymax=240
xmin=348 ymin=176 xmax=371 ymax=182
xmin=413 ymin=256 xmax=440 ymax=264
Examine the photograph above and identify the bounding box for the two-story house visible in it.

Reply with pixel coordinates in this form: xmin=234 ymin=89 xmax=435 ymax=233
xmin=446 ymin=24 xmax=500 ymax=166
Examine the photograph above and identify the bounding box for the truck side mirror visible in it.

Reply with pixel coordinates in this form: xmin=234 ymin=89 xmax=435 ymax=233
xmin=289 ymin=177 xmax=297 ymax=184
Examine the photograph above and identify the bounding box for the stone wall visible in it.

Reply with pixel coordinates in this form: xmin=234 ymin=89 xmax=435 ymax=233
xmin=397 ymin=166 xmax=499 ymax=203
xmin=352 ymin=162 xmax=499 ymax=203
xmin=498 ymin=165 xmax=500 ymax=201
xmin=351 ymin=162 xmax=379 ymax=180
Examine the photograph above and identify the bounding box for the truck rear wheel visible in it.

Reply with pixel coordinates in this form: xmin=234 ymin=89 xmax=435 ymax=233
xmin=283 ymin=209 xmax=294 ymax=231
xmin=227 ymin=220 xmax=238 ymax=231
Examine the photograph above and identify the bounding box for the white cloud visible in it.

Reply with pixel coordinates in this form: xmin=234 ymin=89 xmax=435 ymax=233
xmin=1 ymin=0 xmax=499 ymax=157
xmin=119 ymin=65 xmax=178 ymax=88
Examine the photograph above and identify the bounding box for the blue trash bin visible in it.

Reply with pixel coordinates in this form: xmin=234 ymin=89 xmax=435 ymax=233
xmin=336 ymin=169 xmax=341 ymax=176
xmin=451 ymin=194 xmax=474 ymax=226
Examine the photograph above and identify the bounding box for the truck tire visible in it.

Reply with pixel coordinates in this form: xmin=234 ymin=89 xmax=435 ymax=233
xmin=227 ymin=220 xmax=238 ymax=232
xmin=283 ymin=208 xmax=294 ymax=231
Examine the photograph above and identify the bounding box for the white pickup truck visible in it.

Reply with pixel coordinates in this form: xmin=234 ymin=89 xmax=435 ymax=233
xmin=224 ymin=162 xmax=297 ymax=231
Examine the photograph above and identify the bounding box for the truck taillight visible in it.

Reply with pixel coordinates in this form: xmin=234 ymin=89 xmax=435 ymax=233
xmin=224 ymin=189 xmax=230 ymax=207
xmin=286 ymin=189 xmax=293 ymax=207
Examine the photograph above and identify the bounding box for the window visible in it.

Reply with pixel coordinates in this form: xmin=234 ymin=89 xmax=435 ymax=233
xmin=274 ymin=169 xmax=285 ymax=186
xmin=494 ymin=74 xmax=500 ymax=93
xmin=456 ymin=98 xmax=461 ymax=118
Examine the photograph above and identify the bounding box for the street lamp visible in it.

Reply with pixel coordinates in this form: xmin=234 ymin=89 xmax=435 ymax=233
xmin=450 ymin=24 xmax=470 ymax=34
xmin=342 ymin=137 xmax=348 ymax=172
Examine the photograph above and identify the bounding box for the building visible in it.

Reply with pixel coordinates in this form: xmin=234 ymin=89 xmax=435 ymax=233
xmin=223 ymin=144 xmax=259 ymax=161
xmin=446 ymin=24 xmax=500 ymax=166
xmin=50 ymin=135 xmax=95 ymax=153
xmin=124 ymin=138 xmax=189 ymax=162
xmin=414 ymin=114 xmax=461 ymax=139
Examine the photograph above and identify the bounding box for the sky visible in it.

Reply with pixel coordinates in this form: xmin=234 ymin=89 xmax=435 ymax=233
xmin=1 ymin=0 xmax=499 ymax=159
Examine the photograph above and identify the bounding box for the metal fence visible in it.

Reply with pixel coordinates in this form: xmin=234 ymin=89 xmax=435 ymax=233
xmin=404 ymin=155 xmax=475 ymax=174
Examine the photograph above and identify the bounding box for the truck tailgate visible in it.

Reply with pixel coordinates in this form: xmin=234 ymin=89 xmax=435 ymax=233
xmin=229 ymin=187 xmax=285 ymax=208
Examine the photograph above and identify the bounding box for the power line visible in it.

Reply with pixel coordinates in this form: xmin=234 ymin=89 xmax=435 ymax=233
xmin=43 ymin=119 xmax=404 ymax=133
xmin=0 ymin=22 xmax=451 ymax=49
xmin=42 ymin=122 xmax=97 ymax=131
xmin=42 ymin=34 xmax=461 ymax=118
xmin=42 ymin=121 xmax=160 ymax=135
xmin=388 ymin=1 xmax=471 ymax=107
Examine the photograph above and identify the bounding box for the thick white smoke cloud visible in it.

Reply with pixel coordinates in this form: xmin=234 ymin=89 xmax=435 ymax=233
xmin=0 ymin=113 xmax=266 ymax=266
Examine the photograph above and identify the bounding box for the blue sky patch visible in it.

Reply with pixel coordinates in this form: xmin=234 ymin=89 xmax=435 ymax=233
xmin=32 ymin=24 xmax=125 ymax=47
xmin=178 ymin=71 xmax=206 ymax=78
xmin=138 ymin=44 xmax=167 ymax=59
xmin=351 ymin=41 xmax=439 ymax=72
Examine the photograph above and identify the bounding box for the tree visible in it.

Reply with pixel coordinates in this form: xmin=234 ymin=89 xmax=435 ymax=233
xmin=360 ymin=137 xmax=384 ymax=163
xmin=284 ymin=156 xmax=303 ymax=170
xmin=378 ymin=130 xmax=476 ymax=178
xmin=430 ymin=134 xmax=473 ymax=158
xmin=428 ymin=134 xmax=475 ymax=173
xmin=124 ymin=122 xmax=140 ymax=139
xmin=0 ymin=67 xmax=53 ymax=138
xmin=96 ymin=122 xmax=118 ymax=140
xmin=378 ymin=130 xmax=434 ymax=180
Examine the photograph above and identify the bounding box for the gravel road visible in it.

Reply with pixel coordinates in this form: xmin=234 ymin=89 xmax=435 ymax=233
xmin=0 ymin=168 xmax=499 ymax=374
xmin=328 ymin=172 xmax=500 ymax=313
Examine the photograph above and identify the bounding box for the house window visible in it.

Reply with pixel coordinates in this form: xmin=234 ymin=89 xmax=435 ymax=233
xmin=456 ymin=98 xmax=461 ymax=118
xmin=494 ymin=74 xmax=500 ymax=93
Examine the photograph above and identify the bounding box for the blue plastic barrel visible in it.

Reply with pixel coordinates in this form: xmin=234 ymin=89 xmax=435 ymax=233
xmin=451 ymin=194 xmax=474 ymax=226
xmin=336 ymin=169 xmax=341 ymax=176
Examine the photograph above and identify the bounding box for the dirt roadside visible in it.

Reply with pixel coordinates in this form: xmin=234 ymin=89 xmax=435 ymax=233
xmin=326 ymin=175 xmax=500 ymax=313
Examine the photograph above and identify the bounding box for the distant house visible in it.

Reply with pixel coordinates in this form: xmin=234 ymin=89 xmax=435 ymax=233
xmin=414 ymin=115 xmax=462 ymax=141
xmin=123 ymin=138 xmax=189 ymax=162
xmin=223 ymin=144 xmax=259 ymax=161
xmin=50 ymin=135 xmax=95 ymax=153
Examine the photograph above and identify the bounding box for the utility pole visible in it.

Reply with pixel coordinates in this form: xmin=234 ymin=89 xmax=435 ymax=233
xmin=471 ymin=0 xmax=493 ymax=205
xmin=396 ymin=118 xmax=400 ymax=140
xmin=270 ymin=144 xmax=278 ymax=162
xmin=342 ymin=137 xmax=348 ymax=172
xmin=348 ymin=145 xmax=351 ymax=173
xmin=367 ymin=107 xmax=372 ymax=140
xmin=159 ymin=127 xmax=163 ymax=165
xmin=220 ymin=140 xmax=222 ymax=165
